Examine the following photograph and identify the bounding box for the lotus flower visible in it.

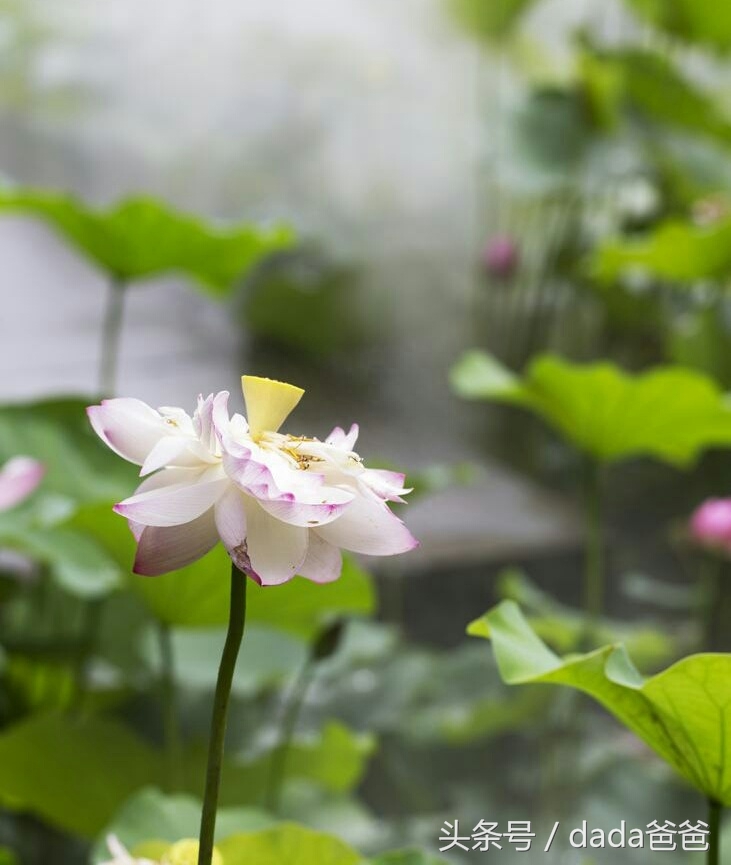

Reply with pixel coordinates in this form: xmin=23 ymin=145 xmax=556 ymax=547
xmin=88 ymin=376 xmax=417 ymax=585
xmin=689 ymin=498 xmax=731 ymax=554
xmin=0 ymin=457 xmax=44 ymax=512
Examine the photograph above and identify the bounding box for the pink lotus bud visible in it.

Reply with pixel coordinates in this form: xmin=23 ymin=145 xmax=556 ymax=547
xmin=482 ymin=235 xmax=519 ymax=280
xmin=689 ymin=498 xmax=731 ymax=553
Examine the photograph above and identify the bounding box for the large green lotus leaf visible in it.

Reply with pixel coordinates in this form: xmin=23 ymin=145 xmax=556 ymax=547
xmin=469 ymin=600 xmax=731 ymax=805
xmin=182 ymin=721 xmax=375 ymax=806
xmin=448 ymin=0 xmax=537 ymax=43
xmin=593 ymin=217 xmax=731 ymax=283
xmin=68 ymin=503 xmax=375 ymax=634
xmin=90 ymin=787 xmax=275 ymax=864
xmin=218 ymin=824 xmax=361 ymax=865
xmin=0 ymin=712 xmax=162 ymax=837
xmin=579 ymin=45 xmax=731 ymax=145
xmin=450 ymin=350 xmax=731 ymax=466
xmin=0 ymin=189 xmax=294 ymax=294
xmin=623 ymin=0 xmax=731 ymax=53
xmin=0 ymin=398 xmax=135 ymax=504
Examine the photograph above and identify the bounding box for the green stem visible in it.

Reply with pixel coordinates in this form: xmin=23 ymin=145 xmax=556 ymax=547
xmin=158 ymin=623 xmax=182 ymax=792
xmin=99 ymin=277 xmax=127 ymax=397
xmin=264 ymin=657 xmax=314 ymax=813
xmin=582 ymin=458 xmax=605 ymax=641
xmin=198 ymin=564 xmax=247 ymax=865
xmin=708 ymin=798 xmax=721 ymax=865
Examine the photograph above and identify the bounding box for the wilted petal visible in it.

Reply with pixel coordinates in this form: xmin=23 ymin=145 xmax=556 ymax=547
xmin=115 ymin=470 xmax=228 ymax=527
xmin=87 ymin=398 xmax=175 ymax=467
xmin=297 ymin=533 xmax=342 ymax=583
xmin=316 ymin=492 xmax=418 ymax=556
xmin=133 ymin=509 xmax=219 ymax=576
xmin=214 ymin=485 xmax=252 ymax=574
xmin=243 ymin=497 xmax=308 ymax=585
xmin=0 ymin=457 xmax=44 ymax=511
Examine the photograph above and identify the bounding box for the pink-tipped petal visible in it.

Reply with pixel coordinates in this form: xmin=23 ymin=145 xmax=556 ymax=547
xmin=326 ymin=424 xmax=359 ymax=451
xmin=133 ymin=509 xmax=219 ymax=576
xmin=315 ymin=493 xmax=419 ymax=556
xmin=362 ymin=468 xmax=411 ymax=502
xmin=243 ymin=497 xmax=308 ymax=586
xmin=115 ymin=474 xmax=228 ymax=527
xmin=0 ymin=457 xmax=44 ymax=511
xmin=257 ymin=486 xmax=354 ymax=528
xmin=297 ymin=533 xmax=343 ymax=583
xmin=87 ymin=398 xmax=173 ymax=467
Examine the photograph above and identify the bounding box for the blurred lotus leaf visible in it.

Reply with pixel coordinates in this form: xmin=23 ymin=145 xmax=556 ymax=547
xmin=512 ymin=88 xmax=591 ymax=171
xmin=470 ymin=600 xmax=731 ymax=805
xmin=622 ymin=0 xmax=731 ymax=53
xmin=0 ymin=712 xmax=162 ymax=837
xmin=154 ymin=625 xmax=306 ymax=696
xmin=240 ymin=248 xmax=366 ymax=358
xmin=0 ymin=189 xmax=294 ymax=294
xmin=0 ymin=398 xmax=137 ymax=598
xmin=668 ymin=305 xmax=731 ymax=387
xmin=593 ymin=216 xmax=731 ymax=283
xmin=91 ymin=788 xmax=274 ymax=864
xmin=448 ymin=0 xmax=538 ymax=43
xmin=579 ymin=44 xmax=731 ymax=146
xmin=217 ymin=824 xmax=361 ymax=865
xmin=67 ymin=501 xmax=375 ymax=635
xmin=498 ymin=568 xmax=675 ymax=664
xmin=0 ymin=398 xmax=135 ymax=505
xmin=451 ymin=350 xmax=731 ymax=465
xmin=370 ymin=853 xmax=449 ymax=865
xmin=181 ymin=721 xmax=375 ymax=806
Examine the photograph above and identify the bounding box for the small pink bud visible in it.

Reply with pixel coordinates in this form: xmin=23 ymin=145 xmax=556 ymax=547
xmin=689 ymin=498 xmax=731 ymax=554
xmin=482 ymin=235 xmax=519 ymax=280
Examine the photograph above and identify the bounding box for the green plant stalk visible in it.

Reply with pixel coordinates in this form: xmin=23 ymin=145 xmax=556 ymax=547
xmin=582 ymin=458 xmax=605 ymax=640
xmin=264 ymin=656 xmax=315 ymax=813
xmin=99 ymin=277 xmax=127 ymax=396
xmin=158 ymin=622 xmax=182 ymax=792
xmin=198 ymin=564 xmax=247 ymax=865
xmin=708 ymin=799 xmax=721 ymax=865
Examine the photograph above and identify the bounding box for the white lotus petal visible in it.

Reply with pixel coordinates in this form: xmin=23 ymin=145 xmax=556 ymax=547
xmin=243 ymin=497 xmax=308 ymax=585
xmin=316 ymin=492 xmax=418 ymax=556
xmin=297 ymin=533 xmax=343 ymax=583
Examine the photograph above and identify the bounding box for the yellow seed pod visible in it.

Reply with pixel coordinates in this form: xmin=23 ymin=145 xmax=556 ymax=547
xmin=162 ymin=839 xmax=223 ymax=865
xmin=242 ymin=375 xmax=304 ymax=436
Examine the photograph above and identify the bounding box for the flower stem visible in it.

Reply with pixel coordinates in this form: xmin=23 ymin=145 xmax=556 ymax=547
xmin=708 ymin=798 xmax=722 ymax=865
xmin=264 ymin=656 xmax=314 ymax=813
xmin=99 ymin=277 xmax=127 ymax=396
xmin=582 ymin=457 xmax=604 ymax=641
xmin=157 ymin=622 xmax=182 ymax=792
xmin=198 ymin=564 xmax=247 ymax=865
